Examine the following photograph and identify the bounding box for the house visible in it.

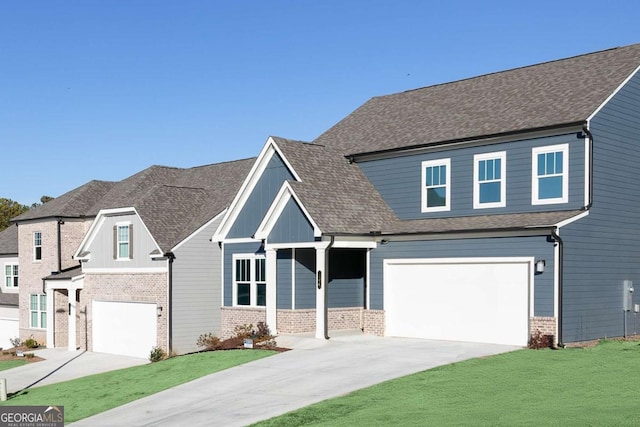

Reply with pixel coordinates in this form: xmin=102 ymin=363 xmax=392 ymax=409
xmin=0 ymin=225 xmax=19 ymax=349
xmin=213 ymin=43 xmax=640 ymax=346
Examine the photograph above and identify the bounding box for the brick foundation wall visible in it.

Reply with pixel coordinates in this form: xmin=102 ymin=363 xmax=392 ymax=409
xmin=220 ymin=307 xmax=266 ymax=339
xmin=530 ymin=316 xmax=557 ymax=344
xmin=363 ymin=309 xmax=385 ymax=336
xmin=328 ymin=308 xmax=362 ymax=330
xmin=277 ymin=309 xmax=315 ymax=333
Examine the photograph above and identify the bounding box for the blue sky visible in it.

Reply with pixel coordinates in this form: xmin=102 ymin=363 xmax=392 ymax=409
xmin=2 ymin=1 xmax=639 ymax=206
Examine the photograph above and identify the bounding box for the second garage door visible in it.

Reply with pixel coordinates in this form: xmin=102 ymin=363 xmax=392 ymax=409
xmin=92 ymin=301 xmax=157 ymax=358
xmin=384 ymin=258 xmax=531 ymax=346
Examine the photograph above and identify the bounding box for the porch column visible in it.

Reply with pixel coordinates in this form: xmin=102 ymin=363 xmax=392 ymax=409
xmin=266 ymin=248 xmax=277 ymax=335
xmin=315 ymin=242 xmax=330 ymax=339
xmin=68 ymin=288 xmax=76 ymax=351
xmin=46 ymin=289 xmax=54 ymax=348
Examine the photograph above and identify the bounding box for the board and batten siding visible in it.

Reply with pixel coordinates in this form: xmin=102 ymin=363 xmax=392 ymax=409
xmin=358 ymin=133 xmax=585 ymax=219
xmin=328 ymin=249 xmax=366 ymax=308
xmin=171 ymin=215 xmax=224 ymax=354
xmin=227 ymin=153 xmax=295 ymax=239
xmin=223 ymin=241 xmax=264 ymax=307
xmin=268 ymin=198 xmax=315 ymax=244
xmin=561 ymin=70 xmax=640 ymax=343
xmin=276 ymin=249 xmax=292 ymax=309
xmin=294 ymin=248 xmax=316 ymax=309
xmin=83 ymin=214 xmax=159 ymax=270
xmin=369 ymin=236 xmax=555 ymax=316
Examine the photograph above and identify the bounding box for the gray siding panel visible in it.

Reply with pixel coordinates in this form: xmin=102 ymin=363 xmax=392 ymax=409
xmin=85 ymin=214 xmax=159 ymax=270
xmin=276 ymin=249 xmax=292 ymax=309
xmin=294 ymin=248 xmax=316 ymax=309
xmin=223 ymin=241 xmax=264 ymax=307
xmin=561 ymin=71 xmax=640 ymax=343
xmin=171 ymin=216 xmax=223 ymax=354
xmin=369 ymin=236 xmax=554 ymax=316
xmin=269 ymin=198 xmax=315 ymax=244
xmin=228 ymin=154 xmax=295 ymax=238
xmin=328 ymin=249 xmax=365 ymax=308
xmin=359 ymin=133 xmax=585 ymax=219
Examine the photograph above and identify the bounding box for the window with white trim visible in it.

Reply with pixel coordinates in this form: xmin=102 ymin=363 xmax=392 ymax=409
xmin=532 ymin=144 xmax=569 ymax=205
xmin=113 ymin=223 xmax=133 ymax=260
xmin=30 ymin=294 xmax=47 ymax=329
xmin=421 ymin=158 xmax=451 ymax=212
xmin=34 ymin=231 xmax=42 ymax=261
xmin=474 ymin=151 xmax=506 ymax=209
xmin=233 ymin=255 xmax=266 ymax=307
xmin=4 ymin=264 xmax=18 ymax=288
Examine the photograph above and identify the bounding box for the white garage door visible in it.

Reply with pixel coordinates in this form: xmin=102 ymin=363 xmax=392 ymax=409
xmin=384 ymin=258 xmax=531 ymax=346
xmin=93 ymin=301 xmax=157 ymax=358
xmin=0 ymin=317 xmax=19 ymax=350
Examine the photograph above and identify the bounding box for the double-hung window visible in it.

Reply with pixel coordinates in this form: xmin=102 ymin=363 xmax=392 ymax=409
xmin=30 ymin=294 xmax=47 ymax=329
xmin=233 ymin=255 xmax=266 ymax=307
xmin=113 ymin=223 xmax=133 ymax=260
xmin=474 ymin=151 xmax=506 ymax=209
xmin=34 ymin=231 xmax=42 ymax=261
xmin=4 ymin=264 xmax=18 ymax=288
xmin=421 ymin=159 xmax=451 ymax=212
xmin=532 ymin=144 xmax=569 ymax=205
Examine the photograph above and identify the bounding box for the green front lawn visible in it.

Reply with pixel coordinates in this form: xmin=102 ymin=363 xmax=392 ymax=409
xmin=254 ymin=340 xmax=640 ymax=426
xmin=0 ymin=360 xmax=27 ymax=371
xmin=0 ymin=349 xmax=275 ymax=423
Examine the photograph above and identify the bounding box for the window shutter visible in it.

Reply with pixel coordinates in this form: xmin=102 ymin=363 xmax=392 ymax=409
xmin=129 ymin=224 xmax=134 ymax=259
xmin=113 ymin=225 xmax=117 ymax=259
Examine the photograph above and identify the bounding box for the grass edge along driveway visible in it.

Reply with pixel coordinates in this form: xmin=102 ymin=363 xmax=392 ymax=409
xmin=253 ymin=340 xmax=640 ymax=427
xmin=0 ymin=349 xmax=276 ymax=423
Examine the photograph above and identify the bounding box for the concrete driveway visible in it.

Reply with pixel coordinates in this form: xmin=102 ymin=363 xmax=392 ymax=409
xmin=70 ymin=332 xmax=520 ymax=427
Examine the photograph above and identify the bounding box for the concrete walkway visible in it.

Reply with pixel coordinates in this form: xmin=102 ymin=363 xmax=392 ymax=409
xmin=1 ymin=348 xmax=148 ymax=394
xmin=70 ymin=332 xmax=520 ymax=427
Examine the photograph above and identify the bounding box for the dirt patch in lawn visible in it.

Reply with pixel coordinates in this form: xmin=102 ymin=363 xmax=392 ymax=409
xmin=0 ymin=347 xmax=45 ymax=364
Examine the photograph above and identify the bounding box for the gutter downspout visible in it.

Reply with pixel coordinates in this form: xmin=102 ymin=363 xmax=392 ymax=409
xmin=323 ymin=235 xmax=335 ymax=340
xmin=57 ymin=218 xmax=64 ymax=272
xmin=581 ymin=123 xmax=594 ymax=211
xmin=550 ymin=228 xmax=565 ymax=348
xmin=166 ymin=252 xmax=175 ymax=355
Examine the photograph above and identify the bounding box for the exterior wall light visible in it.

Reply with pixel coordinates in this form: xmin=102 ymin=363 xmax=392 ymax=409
xmin=535 ymin=260 xmax=546 ymax=274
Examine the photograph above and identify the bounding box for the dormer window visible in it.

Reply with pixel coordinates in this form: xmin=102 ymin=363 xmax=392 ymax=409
xmin=113 ymin=223 xmax=133 ymax=260
xmin=421 ymin=159 xmax=451 ymax=213
xmin=532 ymin=144 xmax=569 ymax=205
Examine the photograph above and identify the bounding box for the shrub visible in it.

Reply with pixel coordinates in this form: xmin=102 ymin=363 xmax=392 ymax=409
xmin=24 ymin=337 xmax=39 ymax=349
xmin=233 ymin=324 xmax=255 ymax=339
xmin=9 ymin=337 xmax=21 ymax=348
xmin=529 ymin=330 xmax=554 ymax=349
xmin=196 ymin=333 xmax=221 ymax=350
xmin=149 ymin=346 xmax=166 ymax=362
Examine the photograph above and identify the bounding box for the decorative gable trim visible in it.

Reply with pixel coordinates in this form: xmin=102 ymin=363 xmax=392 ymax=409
xmin=254 ymin=182 xmax=322 ymax=241
xmin=212 ymin=137 xmax=301 ymax=242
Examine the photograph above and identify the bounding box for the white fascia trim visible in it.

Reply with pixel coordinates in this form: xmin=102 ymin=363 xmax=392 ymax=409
xmin=45 ymin=277 xmax=84 ymax=291
xmin=587 ymin=64 xmax=640 ymax=123
xmin=212 ymin=137 xmax=302 ymax=242
xmin=221 ymin=237 xmax=262 ymax=244
xmin=254 ymin=182 xmax=322 ymax=240
xmin=81 ymin=267 xmax=168 ymax=274
xmin=265 ymin=242 xmax=329 ymax=250
xmin=171 ymin=209 xmax=226 ymax=252
xmin=330 ymin=240 xmax=377 ymax=249
xmin=554 ymin=210 xmax=589 ymax=228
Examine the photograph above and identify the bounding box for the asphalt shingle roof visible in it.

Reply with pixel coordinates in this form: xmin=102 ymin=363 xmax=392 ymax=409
xmin=0 ymin=225 xmax=18 ymax=255
xmin=315 ymin=43 xmax=640 ymax=156
xmin=0 ymin=293 xmax=18 ymax=307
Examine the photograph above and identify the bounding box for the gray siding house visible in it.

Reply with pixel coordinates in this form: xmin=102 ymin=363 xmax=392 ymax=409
xmin=214 ymin=43 xmax=640 ymax=346
xmin=0 ymin=225 xmax=19 ymax=349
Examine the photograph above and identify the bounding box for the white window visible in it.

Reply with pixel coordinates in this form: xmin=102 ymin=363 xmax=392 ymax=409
xmin=421 ymin=158 xmax=451 ymax=212
xmin=113 ymin=223 xmax=133 ymax=260
xmin=30 ymin=294 xmax=47 ymax=329
xmin=34 ymin=231 xmax=42 ymax=261
xmin=532 ymin=144 xmax=569 ymax=205
xmin=4 ymin=264 xmax=18 ymax=288
xmin=233 ymin=254 xmax=266 ymax=307
xmin=474 ymin=151 xmax=506 ymax=209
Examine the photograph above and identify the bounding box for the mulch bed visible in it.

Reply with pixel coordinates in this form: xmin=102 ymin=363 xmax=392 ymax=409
xmin=0 ymin=346 xmax=45 ymax=364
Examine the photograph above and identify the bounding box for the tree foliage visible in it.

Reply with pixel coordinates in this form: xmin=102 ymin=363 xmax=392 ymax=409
xmin=0 ymin=196 xmax=53 ymax=232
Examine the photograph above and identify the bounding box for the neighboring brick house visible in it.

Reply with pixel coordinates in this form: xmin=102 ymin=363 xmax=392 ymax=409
xmin=213 ymin=43 xmax=640 ymax=346
xmin=0 ymin=225 xmax=19 ymax=349
xmin=15 ymin=159 xmax=254 ymax=359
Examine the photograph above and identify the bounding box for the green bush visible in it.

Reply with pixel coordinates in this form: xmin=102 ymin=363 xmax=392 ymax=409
xmin=196 ymin=333 xmax=221 ymax=350
xmin=24 ymin=337 xmax=39 ymax=349
xmin=149 ymin=346 xmax=166 ymax=362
